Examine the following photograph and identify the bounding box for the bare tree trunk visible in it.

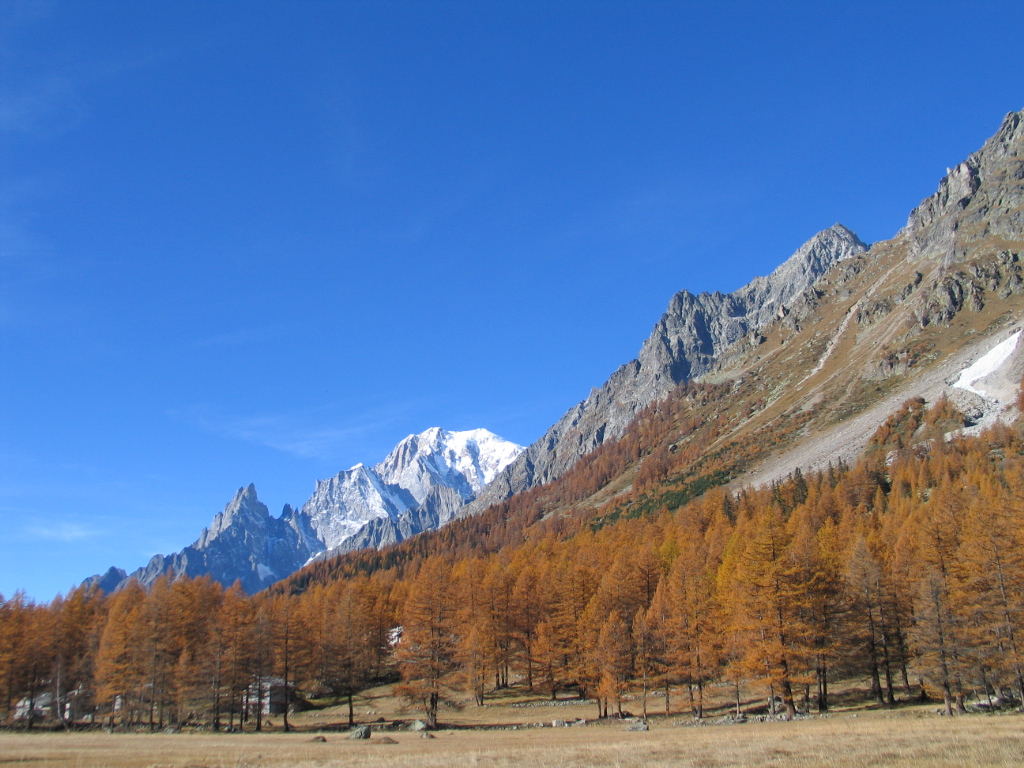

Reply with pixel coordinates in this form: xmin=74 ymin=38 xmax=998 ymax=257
xmin=779 ymin=674 xmax=797 ymax=720
xmin=427 ymin=691 xmax=439 ymax=729
xmin=866 ymin=604 xmax=884 ymax=706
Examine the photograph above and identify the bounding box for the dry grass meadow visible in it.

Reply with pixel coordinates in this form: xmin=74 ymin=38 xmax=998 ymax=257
xmin=2 ymin=685 xmax=1023 ymax=768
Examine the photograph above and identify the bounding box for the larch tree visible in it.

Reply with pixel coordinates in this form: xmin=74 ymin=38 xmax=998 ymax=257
xmin=325 ymin=581 xmax=373 ymax=727
xmin=0 ymin=593 xmax=30 ymax=723
xmin=738 ymin=503 xmax=807 ymax=720
xmin=631 ymin=607 xmax=655 ymax=720
xmin=218 ymin=582 xmax=255 ymax=730
xmin=51 ymin=585 xmax=106 ymax=724
xmin=396 ymin=558 xmax=459 ymax=728
xmin=511 ymin=563 xmax=545 ymax=690
xmin=268 ymin=593 xmax=296 ymax=732
xmin=666 ymin=530 xmax=719 ymax=719
xmin=904 ymin=485 xmax=971 ymax=715
xmin=94 ymin=580 xmax=146 ymax=725
xmin=845 ymin=533 xmax=898 ymax=706
xmin=532 ymin=620 xmax=560 ymax=701
xmin=641 ymin=583 xmax=675 ymax=713
xmin=595 ymin=610 xmax=631 ymax=718
xmin=957 ymin=485 xmax=1024 ymax=703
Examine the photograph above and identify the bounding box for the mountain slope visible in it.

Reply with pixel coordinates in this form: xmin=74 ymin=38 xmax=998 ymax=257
xmin=466 ymin=223 xmax=867 ymax=514
xmin=723 ymin=108 xmax=1024 ymax=487
xmin=283 ymin=110 xmax=1024 ymax=601
xmin=471 ymin=109 xmax=1024 ymax=519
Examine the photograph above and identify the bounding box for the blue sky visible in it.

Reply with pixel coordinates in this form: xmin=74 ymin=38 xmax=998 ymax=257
xmin=2 ymin=1 xmax=1023 ymax=600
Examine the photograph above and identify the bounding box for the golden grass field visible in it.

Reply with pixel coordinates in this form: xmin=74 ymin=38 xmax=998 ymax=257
xmin=3 ymin=686 xmax=1024 ymax=768
xmin=2 ymin=714 xmax=1024 ymax=768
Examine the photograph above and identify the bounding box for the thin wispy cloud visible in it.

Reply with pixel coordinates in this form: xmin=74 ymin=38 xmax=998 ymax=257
xmin=0 ymin=76 xmax=83 ymax=136
xmin=176 ymin=405 xmax=412 ymax=462
xmin=24 ymin=522 xmax=98 ymax=543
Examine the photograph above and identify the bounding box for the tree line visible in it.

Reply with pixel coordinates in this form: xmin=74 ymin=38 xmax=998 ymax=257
xmin=3 ymin=398 xmax=1024 ymax=729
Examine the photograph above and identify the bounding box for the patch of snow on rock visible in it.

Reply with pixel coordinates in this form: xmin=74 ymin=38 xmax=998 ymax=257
xmin=954 ymin=330 xmax=1022 ymax=397
xmin=256 ymin=563 xmax=275 ymax=581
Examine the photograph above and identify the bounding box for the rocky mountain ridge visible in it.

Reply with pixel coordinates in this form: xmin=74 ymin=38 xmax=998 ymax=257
xmin=707 ymin=109 xmax=1024 ymax=487
xmin=465 ymin=223 xmax=868 ymax=514
xmin=85 ymin=428 xmax=523 ymax=593
xmin=456 ymin=109 xmax=1024 ymax=541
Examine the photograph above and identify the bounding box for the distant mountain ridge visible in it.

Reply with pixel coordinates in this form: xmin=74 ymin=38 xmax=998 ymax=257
xmin=86 ymin=228 xmax=871 ymax=594
xmin=85 ymin=428 xmax=523 ymax=594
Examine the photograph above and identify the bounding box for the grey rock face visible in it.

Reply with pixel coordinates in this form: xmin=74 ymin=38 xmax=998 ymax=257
xmin=310 ymin=484 xmax=467 ymax=562
xmin=81 ymin=566 xmax=127 ymax=594
xmin=861 ymin=110 xmax=1024 ymax=333
xmin=86 ymin=429 xmax=523 ymax=594
xmin=109 ymin=484 xmax=315 ymax=595
xmin=902 ymin=111 xmax=1024 ymax=260
xmin=466 ymin=224 xmax=867 ymax=514
xmin=298 ymin=464 xmax=417 ymax=552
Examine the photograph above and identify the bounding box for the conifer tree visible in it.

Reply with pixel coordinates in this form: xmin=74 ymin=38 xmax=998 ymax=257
xmin=902 ymin=486 xmax=970 ymax=715
xmin=325 ymin=581 xmax=373 ymax=726
xmin=396 ymin=558 xmax=458 ymax=728
xmin=596 ymin=611 xmax=631 ymax=718
xmin=218 ymin=583 xmax=255 ymax=730
xmin=957 ymin=486 xmax=1024 ymax=702
xmin=737 ymin=504 xmax=806 ymax=719
xmin=0 ymin=593 xmax=29 ymax=723
xmin=511 ymin=564 xmax=544 ymax=690
xmin=532 ymin=620 xmax=560 ymax=701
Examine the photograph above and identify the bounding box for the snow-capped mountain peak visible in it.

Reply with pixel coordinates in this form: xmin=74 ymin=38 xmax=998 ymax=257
xmin=298 ymin=462 xmax=417 ymax=550
xmin=87 ymin=427 xmax=524 ymax=594
xmin=375 ymin=427 xmax=525 ymax=504
xmin=299 ymin=426 xmax=523 ymax=557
